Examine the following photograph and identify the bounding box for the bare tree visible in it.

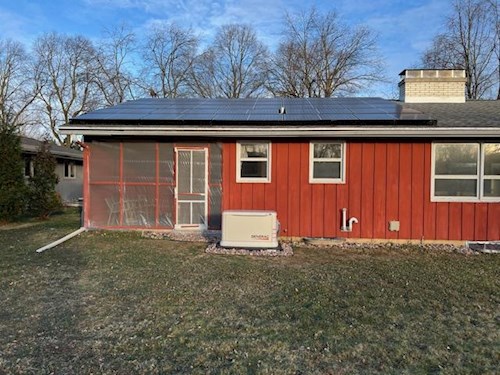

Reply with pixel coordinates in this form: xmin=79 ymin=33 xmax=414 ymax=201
xmin=188 ymin=49 xmax=218 ymax=98
xmin=421 ymin=35 xmax=462 ymax=68
xmin=189 ymin=24 xmax=269 ymax=98
xmin=488 ymin=0 xmax=500 ymax=99
xmin=33 ymin=33 xmax=101 ymax=145
xmin=142 ymin=23 xmax=198 ymax=98
xmin=0 ymin=39 xmax=38 ymax=128
xmin=94 ymin=24 xmax=138 ymax=106
xmin=268 ymin=8 xmax=383 ymax=97
xmin=422 ymin=0 xmax=497 ymax=99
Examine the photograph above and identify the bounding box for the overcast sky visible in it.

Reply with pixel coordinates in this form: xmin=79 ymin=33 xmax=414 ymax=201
xmin=0 ymin=0 xmax=452 ymax=97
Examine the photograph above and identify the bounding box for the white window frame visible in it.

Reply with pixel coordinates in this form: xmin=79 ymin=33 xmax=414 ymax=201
xmin=309 ymin=141 xmax=346 ymax=184
xmin=431 ymin=142 xmax=500 ymax=202
xmin=64 ymin=161 xmax=76 ymax=179
xmin=174 ymin=147 xmax=208 ymax=230
xmin=482 ymin=143 xmax=500 ymax=201
xmin=236 ymin=141 xmax=271 ymax=183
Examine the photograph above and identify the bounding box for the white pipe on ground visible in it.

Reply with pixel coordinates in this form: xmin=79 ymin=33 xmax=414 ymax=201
xmin=35 ymin=227 xmax=87 ymax=253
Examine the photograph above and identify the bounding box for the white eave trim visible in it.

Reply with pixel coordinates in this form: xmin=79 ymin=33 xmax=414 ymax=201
xmin=60 ymin=126 xmax=500 ymax=138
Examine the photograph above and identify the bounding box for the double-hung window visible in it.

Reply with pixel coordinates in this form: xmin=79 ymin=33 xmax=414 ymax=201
xmin=309 ymin=142 xmax=345 ymax=183
xmin=432 ymin=143 xmax=500 ymax=201
xmin=483 ymin=143 xmax=500 ymax=198
xmin=237 ymin=142 xmax=271 ymax=182
xmin=64 ymin=161 xmax=76 ymax=179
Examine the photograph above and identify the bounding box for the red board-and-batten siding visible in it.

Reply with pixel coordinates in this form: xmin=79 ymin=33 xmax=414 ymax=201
xmin=222 ymin=141 xmax=500 ymax=241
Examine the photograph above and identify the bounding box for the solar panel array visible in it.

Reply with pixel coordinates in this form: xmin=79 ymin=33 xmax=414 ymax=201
xmin=72 ymin=97 xmax=434 ymax=124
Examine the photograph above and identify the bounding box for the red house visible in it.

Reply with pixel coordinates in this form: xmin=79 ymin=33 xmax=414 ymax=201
xmin=62 ymin=69 xmax=500 ymax=242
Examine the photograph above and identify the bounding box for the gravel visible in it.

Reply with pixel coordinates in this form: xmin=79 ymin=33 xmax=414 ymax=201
xmin=206 ymin=242 xmax=293 ymax=256
xmin=297 ymin=240 xmax=477 ymax=254
xmin=141 ymin=230 xmax=497 ymax=255
xmin=142 ymin=230 xmax=221 ymax=242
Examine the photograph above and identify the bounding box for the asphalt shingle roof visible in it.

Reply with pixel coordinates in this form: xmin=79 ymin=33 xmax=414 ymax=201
xmin=400 ymin=101 xmax=500 ymax=128
xmin=68 ymin=97 xmax=500 ymax=131
xmin=21 ymin=137 xmax=83 ymax=160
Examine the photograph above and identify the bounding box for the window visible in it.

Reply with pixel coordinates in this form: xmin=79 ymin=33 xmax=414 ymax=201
xmin=24 ymin=158 xmax=33 ymax=178
xmin=432 ymin=143 xmax=500 ymax=201
xmin=483 ymin=143 xmax=500 ymax=198
xmin=64 ymin=161 xmax=76 ymax=179
xmin=309 ymin=142 xmax=345 ymax=183
xmin=237 ymin=142 xmax=270 ymax=182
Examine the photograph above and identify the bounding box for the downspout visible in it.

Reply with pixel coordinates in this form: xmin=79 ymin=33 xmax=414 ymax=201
xmin=35 ymin=227 xmax=87 ymax=253
xmin=37 ymin=141 xmax=90 ymax=253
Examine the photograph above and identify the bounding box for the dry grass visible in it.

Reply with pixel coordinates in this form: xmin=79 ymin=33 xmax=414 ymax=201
xmin=0 ymin=209 xmax=498 ymax=374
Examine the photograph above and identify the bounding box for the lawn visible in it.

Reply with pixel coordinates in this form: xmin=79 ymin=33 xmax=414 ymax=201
xmin=0 ymin=210 xmax=498 ymax=374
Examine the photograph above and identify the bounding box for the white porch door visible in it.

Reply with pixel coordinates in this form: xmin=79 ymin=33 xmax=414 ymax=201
xmin=175 ymin=148 xmax=208 ymax=229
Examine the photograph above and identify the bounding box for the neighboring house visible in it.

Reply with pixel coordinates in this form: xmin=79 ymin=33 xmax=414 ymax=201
xmin=61 ymin=69 xmax=500 ymax=241
xmin=21 ymin=137 xmax=83 ymax=204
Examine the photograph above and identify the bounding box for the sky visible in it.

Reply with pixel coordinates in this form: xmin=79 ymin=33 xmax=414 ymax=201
xmin=0 ymin=0 xmax=452 ymax=97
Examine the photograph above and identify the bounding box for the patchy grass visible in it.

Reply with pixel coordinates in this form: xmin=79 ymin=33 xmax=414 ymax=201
xmin=0 ymin=210 xmax=498 ymax=374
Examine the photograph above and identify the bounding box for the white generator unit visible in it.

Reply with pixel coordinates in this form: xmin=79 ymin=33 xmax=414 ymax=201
xmin=220 ymin=210 xmax=279 ymax=248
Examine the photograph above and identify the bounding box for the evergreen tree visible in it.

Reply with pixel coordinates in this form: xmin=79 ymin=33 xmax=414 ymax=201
xmin=28 ymin=141 xmax=62 ymax=219
xmin=0 ymin=125 xmax=27 ymax=221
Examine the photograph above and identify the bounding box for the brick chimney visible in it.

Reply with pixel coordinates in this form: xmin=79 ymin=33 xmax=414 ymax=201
xmin=399 ymin=69 xmax=467 ymax=103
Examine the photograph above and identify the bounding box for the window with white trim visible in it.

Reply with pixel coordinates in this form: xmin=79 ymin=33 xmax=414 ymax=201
xmin=236 ymin=142 xmax=271 ymax=182
xmin=64 ymin=161 xmax=76 ymax=179
xmin=309 ymin=142 xmax=345 ymax=183
xmin=432 ymin=143 xmax=500 ymax=201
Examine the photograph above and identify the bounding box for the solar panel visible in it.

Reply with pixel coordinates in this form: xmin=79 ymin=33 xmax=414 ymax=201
xmin=321 ymin=114 xmax=358 ymax=120
xmin=72 ymin=97 xmax=435 ymax=126
xmin=354 ymin=113 xmax=398 ymax=120
xmin=213 ymin=113 xmax=252 ymax=121
xmin=142 ymin=114 xmax=181 ymax=120
xmin=179 ymin=114 xmax=217 ymax=120
xmin=105 ymin=114 xmax=153 ymax=120
xmin=247 ymin=114 xmax=284 ymax=121
xmin=285 ymin=114 xmax=321 ymax=121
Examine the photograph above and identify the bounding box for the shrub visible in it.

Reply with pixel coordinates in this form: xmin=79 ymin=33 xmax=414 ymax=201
xmin=27 ymin=140 xmax=63 ymax=219
xmin=0 ymin=125 xmax=27 ymax=221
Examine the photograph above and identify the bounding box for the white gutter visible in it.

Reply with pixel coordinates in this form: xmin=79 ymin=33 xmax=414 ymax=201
xmin=60 ymin=126 xmax=500 ymax=138
xmin=35 ymin=227 xmax=87 ymax=253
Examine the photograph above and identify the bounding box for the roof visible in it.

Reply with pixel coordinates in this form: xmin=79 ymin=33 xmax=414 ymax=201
xmin=61 ymin=97 xmax=500 ymax=139
xmin=69 ymin=97 xmax=434 ymax=125
xmin=21 ymin=137 xmax=83 ymax=161
xmin=400 ymin=101 xmax=500 ymax=128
